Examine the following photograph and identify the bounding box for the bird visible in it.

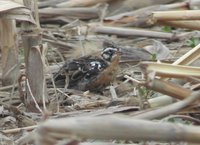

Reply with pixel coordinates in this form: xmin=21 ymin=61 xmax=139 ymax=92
xmin=53 ymin=46 xmax=121 ymax=92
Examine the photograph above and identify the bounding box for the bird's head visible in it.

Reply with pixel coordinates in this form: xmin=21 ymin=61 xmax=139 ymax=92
xmin=101 ymin=47 xmax=122 ymax=61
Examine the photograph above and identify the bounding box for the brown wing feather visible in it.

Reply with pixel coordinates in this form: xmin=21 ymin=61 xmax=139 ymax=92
xmin=79 ymin=53 xmax=120 ymax=91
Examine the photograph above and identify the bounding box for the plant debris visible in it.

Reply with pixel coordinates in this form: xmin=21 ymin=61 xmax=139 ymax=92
xmin=0 ymin=0 xmax=200 ymax=145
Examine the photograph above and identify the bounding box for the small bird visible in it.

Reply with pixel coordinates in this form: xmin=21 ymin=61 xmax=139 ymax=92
xmin=53 ymin=47 xmax=121 ymax=92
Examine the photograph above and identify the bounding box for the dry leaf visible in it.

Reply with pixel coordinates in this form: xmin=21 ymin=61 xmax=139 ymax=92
xmin=0 ymin=0 xmax=35 ymax=24
xmin=143 ymin=40 xmax=171 ymax=60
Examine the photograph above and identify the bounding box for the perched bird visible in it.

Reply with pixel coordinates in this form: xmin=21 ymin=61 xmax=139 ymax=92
xmin=53 ymin=47 xmax=121 ymax=92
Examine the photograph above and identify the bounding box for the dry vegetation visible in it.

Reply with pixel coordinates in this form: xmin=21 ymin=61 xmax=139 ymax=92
xmin=0 ymin=0 xmax=200 ymax=145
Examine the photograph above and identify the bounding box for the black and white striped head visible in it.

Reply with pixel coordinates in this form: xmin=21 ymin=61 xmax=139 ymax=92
xmin=101 ymin=47 xmax=119 ymax=61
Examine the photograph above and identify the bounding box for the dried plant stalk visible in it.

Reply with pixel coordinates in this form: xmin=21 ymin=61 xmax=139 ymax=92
xmin=56 ymin=0 xmax=112 ymax=7
xmin=39 ymin=7 xmax=100 ymax=20
xmin=22 ymin=35 xmax=48 ymax=112
xmin=173 ymin=42 xmax=200 ymax=65
xmin=144 ymin=78 xmax=192 ymax=100
xmin=124 ymin=74 xmax=190 ymax=100
xmin=148 ymin=95 xmax=175 ymax=108
xmin=21 ymin=0 xmax=48 ymax=112
xmin=38 ymin=0 xmax=66 ymax=8
xmin=37 ymin=114 xmax=200 ymax=144
xmin=2 ymin=125 xmax=37 ymax=134
xmin=133 ymin=91 xmax=200 ymax=119
xmin=157 ymin=20 xmax=200 ymax=30
xmin=140 ymin=61 xmax=200 ymax=78
xmin=104 ymin=1 xmax=188 ymax=27
xmin=92 ymin=25 xmax=179 ymax=39
xmin=153 ymin=10 xmax=200 ymax=21
xmin=0 ymin=19 xmax=19 ymax=85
